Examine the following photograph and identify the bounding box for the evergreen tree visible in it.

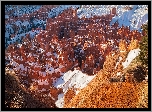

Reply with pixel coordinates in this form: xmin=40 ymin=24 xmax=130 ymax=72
xmin=138 ymin=23 xmax=148 ymax=70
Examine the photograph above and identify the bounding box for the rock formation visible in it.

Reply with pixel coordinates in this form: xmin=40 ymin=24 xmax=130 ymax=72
xmin=5 ymin=5 xmax=147 ymax=108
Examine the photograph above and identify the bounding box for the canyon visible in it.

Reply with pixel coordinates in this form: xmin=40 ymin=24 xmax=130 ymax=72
xmin=5 ymin=5 xmax=148 ymax=108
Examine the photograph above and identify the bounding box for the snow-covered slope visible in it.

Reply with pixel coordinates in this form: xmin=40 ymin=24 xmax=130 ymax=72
xmin=5 ymin=5 xmax=42 ymax=17
xmin=6 ymin=29 xmax=41 ymax=45
xmin=77 ymin=5 xmax=116 ymax=18
xmin=5 ymin=5 xmax=148 ymax=48
xmin=54 ymin=69 xmax=96 ymax=108
xmin=122 ymin=48 xmax=141 ymax=69
xmin=48 ymin=5 xmax=80 ymax=18
xmin=110 ymin=5 xmax=148 ymax=31
xmin=5 ymin=5 xmax=80 ymax=48
xmin=77 ymin=5 xmax=148 ymax=31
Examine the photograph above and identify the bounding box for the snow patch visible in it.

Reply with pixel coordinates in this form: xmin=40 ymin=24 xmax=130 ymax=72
xmin=54 ymin=70 xmax=96 ymax=108
xmin=47 ymin=66 xmax=55 ymax=74
xmin=122 ymin=48 xmax=140 ymax=69
xmin=115 ymin=56 xmax=123 ymax=69
xmin=37 ymin=79 xmax=49 ymax=85
xmin=55 ymin=93 xmax=64 ymax=108
xmin=110 ymin=5 xmax=148 ymax=31
xmin=46 ymin=52 xmax=52 ymax=56
xmin=116 ymin=72 xmax=121 ymax=76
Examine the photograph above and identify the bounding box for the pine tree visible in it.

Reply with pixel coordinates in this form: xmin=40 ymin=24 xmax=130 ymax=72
xmin=138 ymin=23 xmax=148 ymax=71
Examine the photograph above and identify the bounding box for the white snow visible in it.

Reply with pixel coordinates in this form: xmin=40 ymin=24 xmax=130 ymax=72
xmin=37 ymin=79 xmax=49 ymax=85
xmin=5 ymin=15 xmax=9 ymax=19
xmin=39 ymin=48 xmax=45 ymax=53
xmin=99 ymin=56 xmax=103 ymax=60
xmin=75 ymin=90 xmax=80 ymax=95
xmin=8 ymin=32 xmax=25 ymax=46
xmin=112 ymin=53 xmax=115 ymax=56
xmin=27 ymin=53 xmax=32 ymax=57
xmin=19 ymin=64 xmax=24 ymax=71
xmin=15 ymin=64 xmax=25 ymax=71
xmin=116 ymin=72 xmax=121 ymax=76
xmin=59 ymin=64 xmax=64 ymax=69
xmin=53 ymin=52 xmax=58 ymax=58
xmin=48 ymin=93 xmax=56 ymax=101
xmin=17 ymin=44 xmax=22 ymax=48
xmin=115 ymin=56 xmax=123 ymax=69
xmin=85 ymin=64 xmax=88 ymax=68
xmin=145 ymin=75 xmax=148 ymax=81
xmin=48 ymin=5 xmax=80 ymax=18
xmin=54 ymin=70 xmax=96 ymax=108
xmin=6 ymin=5 xmax=41 ymax=17
xmin=21 ymin=74 xmax=27 ymax=76
xmin=39 ymin=72 xmax=47 ymax=77
xmin=5 ymin=31 xmax=10 ymax=39
xmin=80 ymin=49 xmax=84 ymax=53
xmin=28 ymin=31 xmax=35 ymax=39
xmin=46 ymin=52 xmax=52 ymax=56
xmin=5 ymin=5 xmax=147 ymax=48
xmin=120 ymin=50 xmax=126 ymax=53
xmin=31 ymin=78 xmax=37 ymax=82
xmin=38 ymin=88 xmax=46 ymax=92
xmin=77 ymin=5 xmax=148 ymax=31
xmin=33 ymin=18 xmax=45 ymax=26
xmin=47 ymin=66 xmax=55 ymax=74
xmin=55 ymin=93 xmax=64 ymax=108
xmin=77 ymin=5 xmax=121 ymax=18
xmin=101 ymin=44 xmax=107 ymax=49
xmin=28 ymin=62 xmax=35 ymax=66
xmin=122 ymin=48 xmax=140 ymax=69
xmin=73 ymin=58 xmax=75 ymax=62
xmin=55 ymin=68 xmax=61 ymax=73
xmin=110 ymin=5 xmax=148 ymax=31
